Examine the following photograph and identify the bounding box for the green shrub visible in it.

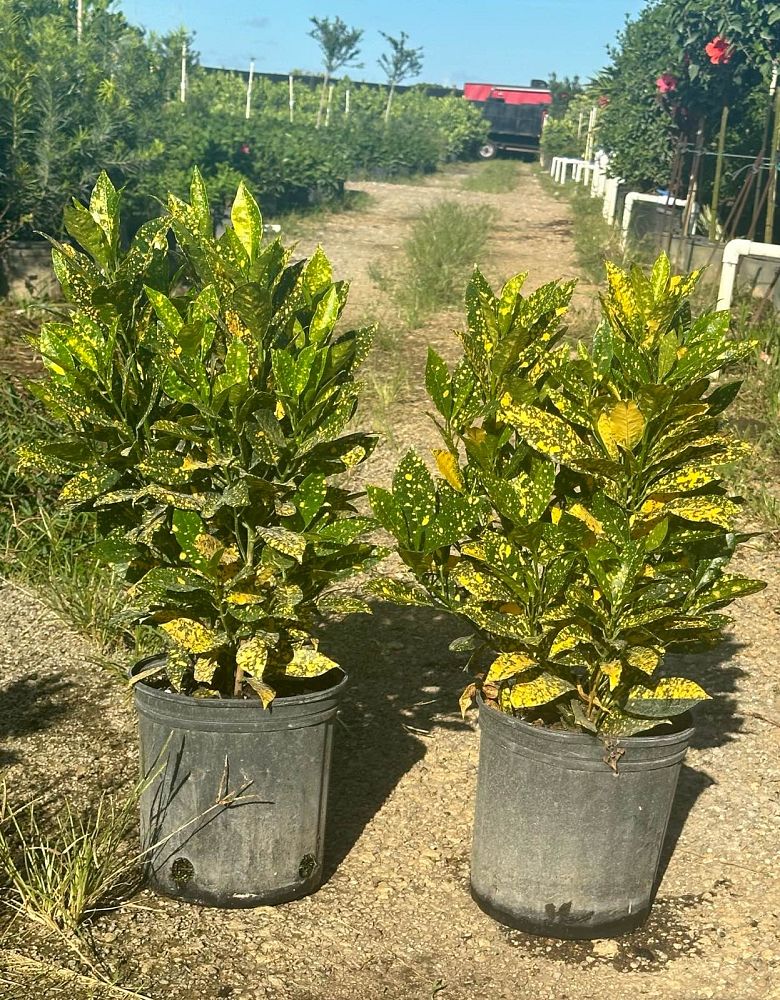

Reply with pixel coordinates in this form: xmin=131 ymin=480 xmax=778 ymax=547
xmin=18 ymin=171 xmax=381 ymax=703
xmin=369 ymin=254 xmax=764 ymax=736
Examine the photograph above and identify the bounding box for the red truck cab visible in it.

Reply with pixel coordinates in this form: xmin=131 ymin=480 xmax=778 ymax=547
xmin=463 ymin=81 xmax=552 ymax=159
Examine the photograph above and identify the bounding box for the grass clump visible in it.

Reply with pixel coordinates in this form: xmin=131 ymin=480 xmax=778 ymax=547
xmin=373 ymin=199 xmax=495 ymax=327
xmin=0 ymin=783 xmax=141 ymax=936
xmin=462 ymin=160 xmax=522 ymax=194
xmin=0 ymin=376 xmax=157 ymax=669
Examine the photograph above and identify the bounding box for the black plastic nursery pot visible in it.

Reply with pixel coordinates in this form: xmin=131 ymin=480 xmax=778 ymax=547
xmin=470 ymin=697 xmax=695 ymax=939
xmin=131 ymin=657 xmax=347 ymax=908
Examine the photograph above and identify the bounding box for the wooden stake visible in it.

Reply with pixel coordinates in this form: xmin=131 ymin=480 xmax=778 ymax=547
xmin=709 ymin=105 xmax=729 ymax=241
xmin=682 ymin=119 xmax=705 ymax=236
xmin=764 ymin=81 xmax=780 ymax=243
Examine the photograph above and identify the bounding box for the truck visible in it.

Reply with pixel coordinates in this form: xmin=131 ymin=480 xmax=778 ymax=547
xmin=463 ymin=81 xmax=552 ymax=160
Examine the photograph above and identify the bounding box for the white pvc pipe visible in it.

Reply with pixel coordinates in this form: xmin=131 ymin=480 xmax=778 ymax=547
xmin=602 ymin=177 xmax=622 ymax=224
xmin=717 ymin=239 xmax=780 ymax=311
xmin=620 ymin=192 xmax=690 ymax=246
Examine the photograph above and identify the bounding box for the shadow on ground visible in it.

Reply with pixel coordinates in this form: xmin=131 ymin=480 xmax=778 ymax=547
xmin=318 ymin=600 xmax=471 ymax=879
xmin=0 ymin=672 xmax=74 ymax=765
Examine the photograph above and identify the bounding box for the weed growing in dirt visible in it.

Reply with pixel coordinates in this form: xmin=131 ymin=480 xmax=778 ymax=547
xmin=0 ymin=782 xmax=142 ymax=936
xmin=374 ymin=199 xmax=495 ymax=327
xmin=462 ymin=160 xmax=522 ymax=194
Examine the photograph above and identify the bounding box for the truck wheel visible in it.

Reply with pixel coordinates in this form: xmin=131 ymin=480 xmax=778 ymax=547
xmin=478 ymin=141 xmax=498 ymax=160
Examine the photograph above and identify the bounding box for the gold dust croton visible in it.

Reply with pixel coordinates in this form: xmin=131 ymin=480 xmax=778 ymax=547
xmin=18 ymin=170 xmax=383 ymax=703
xmin=369 ymin=254 xmax=765 ymax=736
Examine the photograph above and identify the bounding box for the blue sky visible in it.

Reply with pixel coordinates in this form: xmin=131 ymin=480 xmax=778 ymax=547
xmin=118 ymin=0 xmax=649 ymax=86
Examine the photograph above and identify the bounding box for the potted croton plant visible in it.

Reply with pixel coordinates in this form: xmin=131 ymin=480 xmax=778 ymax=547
xmin=368 ymin=255 xmax=764 ymax=938
xmin=18 ymin=170 xmax=380 ymax=907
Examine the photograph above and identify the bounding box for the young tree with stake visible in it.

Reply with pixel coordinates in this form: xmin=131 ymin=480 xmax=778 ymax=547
xmin=308 ymin=15 xmax=362 ymax=127
xmin=378 ymin=30 xmax=424 ymax=122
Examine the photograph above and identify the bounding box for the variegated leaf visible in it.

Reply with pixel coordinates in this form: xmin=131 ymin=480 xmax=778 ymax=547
xmin=625 ymin=677 xmax=710 ymax=717
xmin=508 ymin=672 xmax=575 ymax=709
xmin=486 ymin=652 xmax=536 ymax=684
xmin=161 ymin=618 xmax=222 ymax=654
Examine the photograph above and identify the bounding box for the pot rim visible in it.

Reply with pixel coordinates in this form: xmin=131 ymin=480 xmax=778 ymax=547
xmin=477 ymin=694 xmax=695 ymax=746
xmin=130 ymin=653 xmax=348 ymax=710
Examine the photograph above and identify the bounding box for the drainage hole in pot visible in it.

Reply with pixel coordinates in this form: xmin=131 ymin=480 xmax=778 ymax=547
xmin=171 ymin=857 xmax=195 ymax=885
xmin=298 ymin=854 xmax=317 ymax=880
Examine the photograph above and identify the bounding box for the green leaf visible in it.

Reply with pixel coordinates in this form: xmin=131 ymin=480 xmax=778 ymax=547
xmin=145 ymin=286 xmax=184 ymax=336
xmin=303 ymin=246 xmax=333 ymax=298
xmin=310 ymin=286 xmax=340 ymax=344
xmin=508 ymin=672 xmax=574 ymax=709
xmin=257 ymin=525 xmax=306 ymax=562
xmin=625 ymin=677 xmax=710 ymax=717
xmin=189 ymin=168 xmax=212 ymax=238
xmin=502 ymin=403 xmax=594 ymax=469
xmin=392 ymin=450 xmax=436 ymax=548
xmin=296 ymin=474 xmax=327 ymax=527
xmin=89 ymin=171 xmax=120 ymax=259
xmin=315 ymin=517 xmax=374 ymax=544
xmin=161 ymin=617 xmax=223 ymax=654
xmin=286 ymin=646 xmax=339 ymax=678
xmin=59 ymin=468 xmax=120 ymax=509
xmin=231 ymin=181 xmax=263 ymax=263
xmin=316 ymin=594 xmax=372 ymax=616
xmin=425 ymin=348 xmax=452 ymax=417
xmin=236 ymin=636 xmax=270 ymax=678
xmin=213 ymin=339 xmax=249 ymax=398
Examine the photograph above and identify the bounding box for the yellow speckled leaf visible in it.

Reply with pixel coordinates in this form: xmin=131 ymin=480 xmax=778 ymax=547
xmin=287 ymin=646 xmax=339 ymax=678
xmin=605 ymin=261 xmax=639 ymax=321
xmin=486 ymin=652 xmax=536 ymax=684
xmin=508 ymin=672 xmax=575 ymax=709
xmin=596 ymin=411 xmax=620 ymax=460
xmin=666 ymin=496 xmax=739 ymax=529
xmin=227 ymin=589 xmax=265 ymax=606
xmin=626 ymin=677 xmax=710 ymax=717
xmin=624 ymin=646 xmax=661 ymax=675
xmin=433 ymin=449 xmax=464 ymax=492
xmin=601 ymin=660 xmax=622 ymax=691
xmin=652 ymin=467 xmax=719 ymax=495
xmin=236 ymin=636 xmax=269 ymax=678
xmin=161 ymin=618 xmax=222 ymax=654
xmin=194 ymin=657 xmax=218 ymax=684
xmin=502 ymin=403 xmax=593 ymax=467
xmin=606 ymin=400 xmax=645 ymax=451
xmin=257 ymin=525 xmax=306 ymax=562
xmin=246 ymin=676 xmax=276 ymax=708
xmin=567 ymin=503 xmax=604 ymax=536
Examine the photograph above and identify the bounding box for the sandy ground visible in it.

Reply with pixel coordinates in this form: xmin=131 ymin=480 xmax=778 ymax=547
xmin=1 ymin=163 xmax=779 ymax=1000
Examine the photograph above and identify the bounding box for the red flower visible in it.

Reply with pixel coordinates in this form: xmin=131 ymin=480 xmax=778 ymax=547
xmin=656 ymin=73 xmax=678 ymax=94
xmin=705 ymin=36 xmax=733 ymax=65
xmin=597 ymin=94 xmax=610 ymax=108
xmin=240 ymin=143 xmax=250 ymax=154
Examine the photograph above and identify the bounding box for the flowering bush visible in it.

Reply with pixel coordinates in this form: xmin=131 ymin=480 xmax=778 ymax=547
xmin=705 ymin=35 xmax=733 ymax=65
